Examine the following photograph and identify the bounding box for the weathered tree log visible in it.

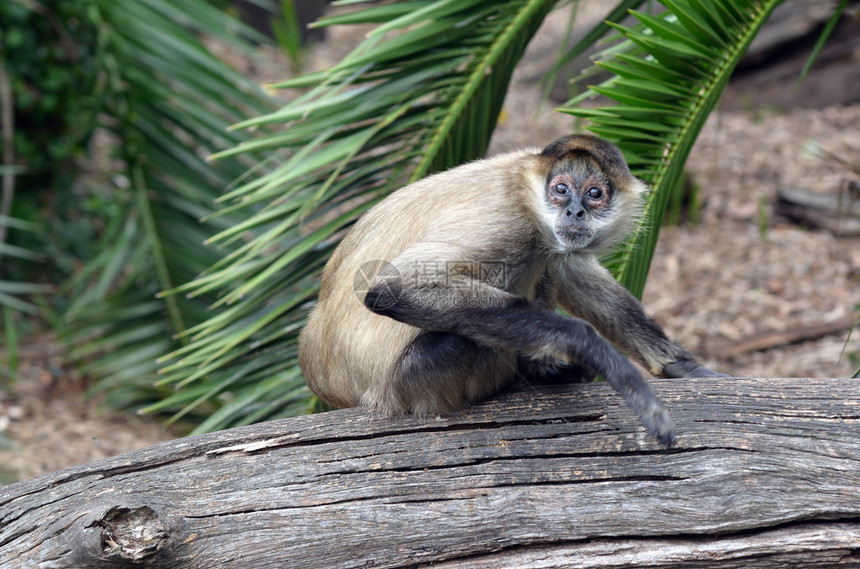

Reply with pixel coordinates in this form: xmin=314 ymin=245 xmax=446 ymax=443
xmin=2 ymin=377 xmax=859 ymax=568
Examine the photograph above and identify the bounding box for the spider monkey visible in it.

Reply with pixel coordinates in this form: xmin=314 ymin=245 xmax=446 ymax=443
xmin=299 ymin=135 xmax=726 ymax=447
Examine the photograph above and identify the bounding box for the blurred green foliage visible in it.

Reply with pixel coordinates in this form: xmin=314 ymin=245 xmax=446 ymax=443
xmin=0 ymin=0 xmax=103 ymax=195
xmin=0 ymin=0 xmax=275 ymax=420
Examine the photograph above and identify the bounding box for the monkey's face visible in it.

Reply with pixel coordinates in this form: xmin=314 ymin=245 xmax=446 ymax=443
xmin=544 ymin=158 xmax=625 ymax=253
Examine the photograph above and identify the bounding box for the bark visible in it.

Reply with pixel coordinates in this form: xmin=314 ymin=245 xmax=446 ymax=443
xmin=2 ymin=377 xmax=859 ymax=568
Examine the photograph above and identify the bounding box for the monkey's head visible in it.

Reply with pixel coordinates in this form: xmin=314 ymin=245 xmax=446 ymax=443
xmin=537 ymin=135 xmax=645 ymax=254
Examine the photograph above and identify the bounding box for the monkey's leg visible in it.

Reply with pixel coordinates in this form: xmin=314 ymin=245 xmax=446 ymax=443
xmin=365 ymin=280 xmax=675 ymax=447
xmin=519 ymin=357 xmax=597 ymax=384
xmin=373 ymin=331 xmax=516 ymax=415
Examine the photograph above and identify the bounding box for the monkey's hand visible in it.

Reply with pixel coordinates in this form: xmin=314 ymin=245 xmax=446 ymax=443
xmin=663 ymin=359 xmax=729 ymax=379
xmin=641 ymin=399 xmax=676 ymax=449
xmin=604 ymin=359 xmax=676 ymax=448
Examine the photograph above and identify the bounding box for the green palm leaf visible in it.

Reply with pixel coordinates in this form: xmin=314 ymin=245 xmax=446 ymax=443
xmin=57 ymin=0 xmax=275 ymax=412
xmin=157 ymin=0 xmax=564 ymax=432
xmin=0 ymin=215 xmax=50 ymax=315
xmin=563 ymin=0 xmax=783 ymax=298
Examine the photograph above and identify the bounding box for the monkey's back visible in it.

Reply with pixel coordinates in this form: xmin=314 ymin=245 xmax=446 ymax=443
xmin=299 ymin=149 xmax=543 ymax=408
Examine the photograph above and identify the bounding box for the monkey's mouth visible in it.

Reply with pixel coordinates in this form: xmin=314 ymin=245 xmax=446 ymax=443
xmin=558 ymin=225 xmax=594 ymax=251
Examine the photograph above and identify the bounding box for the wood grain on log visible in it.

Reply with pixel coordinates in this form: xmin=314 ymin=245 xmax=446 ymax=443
xmin=2 ymin=377 xmax=859 ymax=568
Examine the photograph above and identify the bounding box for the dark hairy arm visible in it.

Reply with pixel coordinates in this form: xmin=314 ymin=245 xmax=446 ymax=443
xmin=556 ymin=256 xmax=726 ymax=379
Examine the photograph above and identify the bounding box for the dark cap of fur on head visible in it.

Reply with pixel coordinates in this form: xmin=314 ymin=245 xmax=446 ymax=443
xmin=540 ymin=134 xmax=634 ymax=187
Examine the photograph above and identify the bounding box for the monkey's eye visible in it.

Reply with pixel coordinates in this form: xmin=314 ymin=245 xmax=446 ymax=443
xmin=585 ymin=187 xmax=604 ymax=200
xmin=553 ymin=183 xmax=570 ymax=195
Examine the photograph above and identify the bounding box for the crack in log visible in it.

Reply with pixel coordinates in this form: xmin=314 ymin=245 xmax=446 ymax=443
xmin=202 ymin=414 xmax=609 ymax=457
xmin=426 ymin=517 xmax=860 ymax=567
xmin=182 ymin=473 xmax=695 ymax=518
xmin=694 ymin=419 xmax=763 ymax=425
xmin=0 ymin=442 xmax=753 ymax=545
xmin=0 ymin=525 xmax=36 ymax=550
xmin=313 ymin=428 xmax=621 ymax=465
xmin=480 ymin=474 xmax=689 ymax=487
xmin=691 ymin=516 xmax=860 ymax=541
xmin=766 ymin=412 xmax=860 ymax=421
xmin=0 ymin=492 xmax=88 ymax=540
xmin=693 ymin=410 xmax=860 ymax=421
xmin=307 ymin=446 xmax=758 ymax=483
xmin=312 ymin=448 xmax=715 ymax=478
xmin=0 ymin=508 xmax=87 ymax=551
xmin=48 ymin=455 xmax=197 ymax=486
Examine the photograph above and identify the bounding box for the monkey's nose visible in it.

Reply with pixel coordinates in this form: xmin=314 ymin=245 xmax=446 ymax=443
xmin=566 ymin=208 xmax=586 ymax=219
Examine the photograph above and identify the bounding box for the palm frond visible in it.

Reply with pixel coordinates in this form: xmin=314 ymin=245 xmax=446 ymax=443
xmin=157 ymin=0 xmax=565 ymax=432
xmin=544 ymin=0 xmax=646 ymax=89
xmin=59 ymin=0 xmax=275 ymax=412
xmin=563 ymin=0 xmax=783 ymax=298
xmin=0 ymin=215 xmax=50 ymax=314
xmin=797 ymin=0 xmax=847 ymax=85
